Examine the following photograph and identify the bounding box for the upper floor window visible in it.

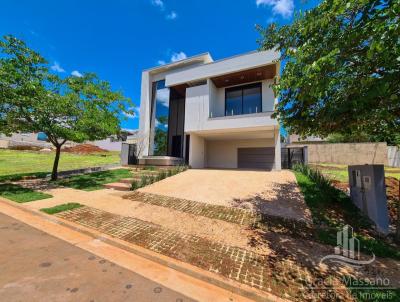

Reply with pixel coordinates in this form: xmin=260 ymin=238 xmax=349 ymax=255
xmin=225 ymin=83 xmax=262 ymax=116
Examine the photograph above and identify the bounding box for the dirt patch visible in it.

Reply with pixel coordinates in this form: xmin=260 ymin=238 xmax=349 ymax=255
xmin=9 ymin=145 xmax=44 ymax=151
xmin=331 ymin=177 xmax=399 ymax=226
xmin=63 ymin=144 xmax=107 ymax=154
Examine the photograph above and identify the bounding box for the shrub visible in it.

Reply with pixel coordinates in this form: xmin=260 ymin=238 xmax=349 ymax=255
xmin=158 ymin=170 xmax=167 ymax=180
xmin=293 ymin=163 xmax=332 ymax=191
xmin=167 ymin=169 xmax=173 ymax=177
xmin=140 ymin=175 xmax=148 ymax=187
xmin=149 ymin=175 xmax=157 ymax=184
xmin=130 ymin=180 xmax=139 ymax=191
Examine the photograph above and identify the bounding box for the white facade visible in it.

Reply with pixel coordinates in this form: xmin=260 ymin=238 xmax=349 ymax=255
xmin=138 ymin=50 xmax=281 ymax=170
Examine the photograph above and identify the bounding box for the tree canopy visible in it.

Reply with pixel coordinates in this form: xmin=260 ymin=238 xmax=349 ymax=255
xmin=257 ymin=0 xmax=400 ymax=144
xmin=0 ymin=35 xmax=132 ymax=179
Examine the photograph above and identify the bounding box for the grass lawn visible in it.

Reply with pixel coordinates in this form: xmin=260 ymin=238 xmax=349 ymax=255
xmin=310 ymin=163 xmax=400 ymax=182
xmin=41 ymin=203 xmax=83 ymax=214
xmin=0 ymin=183 xmax=52 ymax=203
xmin=0 ymin=149 xmax=120 ymax=181
xmin=57 ymin=168 xmax=132 ymax=191
xmin=293 ymin=170 xmax=400 ymax=260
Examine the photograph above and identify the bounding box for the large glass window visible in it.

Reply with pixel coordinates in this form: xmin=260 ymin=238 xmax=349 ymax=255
xmin=150 ymin=80 xmax=170 ymax=155
xmin=225 ymin=83 xmax=262 ymax=116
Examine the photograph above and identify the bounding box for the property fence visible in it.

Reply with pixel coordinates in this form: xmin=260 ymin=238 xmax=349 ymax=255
xmin=281 ymin=147 xmax=307 ymax=169
xmin=388 ymin=146 xmax=400 ymax=168
xmin=286 ymin=142 xmax=388 ymax=165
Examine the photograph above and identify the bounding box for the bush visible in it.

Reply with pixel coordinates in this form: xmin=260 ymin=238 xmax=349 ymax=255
xmin=167 ymin=169 xmax=173 ymax=177
xmin=140 ymin=175 xmax=148 ymax=187
xmin=130 ymin=180 xmax=139 ymax=191
xmin=293 ymin=163 xmax=332 ymax=191
xmin=158 ymin=170 xmax=167 ymax=181
xmin=149 ymin=175 xmax=157 ymax=184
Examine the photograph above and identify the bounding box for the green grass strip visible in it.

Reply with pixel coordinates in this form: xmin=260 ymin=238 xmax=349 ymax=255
xmin=40 ymin=203 xmax=83 ymax=215
xmin=0 ymin=183 xmax=52 ymax=203
xmin=57 ymin=168 xmax=132 ymax=191
xmin=293 ymin=169 xmax=400 ymax=260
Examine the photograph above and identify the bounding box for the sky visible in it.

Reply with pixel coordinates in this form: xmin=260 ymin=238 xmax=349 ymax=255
xmin=0 ymin=0 xmax=319 ymax=131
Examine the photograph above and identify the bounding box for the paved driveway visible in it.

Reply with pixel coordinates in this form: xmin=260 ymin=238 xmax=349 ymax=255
xmin=139 ymin=169 xmax=312 ymax=223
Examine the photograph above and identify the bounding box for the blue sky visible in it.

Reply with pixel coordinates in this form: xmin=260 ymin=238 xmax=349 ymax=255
xmin=0 ymin=0 xmax=319 ymax=131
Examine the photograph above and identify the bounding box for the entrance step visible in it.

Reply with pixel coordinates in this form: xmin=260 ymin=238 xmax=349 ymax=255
xmin=103 ymin=182 xmax=131 ymax=191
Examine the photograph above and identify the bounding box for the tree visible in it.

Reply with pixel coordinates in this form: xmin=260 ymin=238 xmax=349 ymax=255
xmin=257 ymin=0 xmax=400 ymax=142
xmin=0 ymin=35 xmax=131 ymax=180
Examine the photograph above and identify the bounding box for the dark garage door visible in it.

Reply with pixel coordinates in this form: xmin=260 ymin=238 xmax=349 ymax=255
xmin=238 ymin=147 xmax=275 ymax=170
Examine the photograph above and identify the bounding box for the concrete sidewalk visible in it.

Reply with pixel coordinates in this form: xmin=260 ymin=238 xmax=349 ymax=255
xmin=0 ymin=198 xmax=261 ymax=302
xmin=0 ymin=212 xmax=193 ymax=302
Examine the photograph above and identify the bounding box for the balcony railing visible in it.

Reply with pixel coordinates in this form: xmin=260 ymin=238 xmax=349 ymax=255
xmin=208 ymin=110 xmax=274 ymax=119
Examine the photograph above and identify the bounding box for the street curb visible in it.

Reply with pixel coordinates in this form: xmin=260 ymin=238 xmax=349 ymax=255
xmin=0 ymin=198 xmax=288 ymax=302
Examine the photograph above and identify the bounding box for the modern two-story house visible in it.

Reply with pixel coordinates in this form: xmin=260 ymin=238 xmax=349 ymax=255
xmin=138 ymin=50 xmax=281 ymax=170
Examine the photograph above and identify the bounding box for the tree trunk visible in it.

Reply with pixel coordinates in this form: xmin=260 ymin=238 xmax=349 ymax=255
xmin=51 ymin=145 xmax=61 ymax=181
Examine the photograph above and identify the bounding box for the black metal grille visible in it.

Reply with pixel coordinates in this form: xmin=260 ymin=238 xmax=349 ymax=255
xmin=281 ymin=147 xmax=305 ymax=169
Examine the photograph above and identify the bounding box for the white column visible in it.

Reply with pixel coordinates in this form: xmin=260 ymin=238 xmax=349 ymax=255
xmin=189 ymin=133 xmax=205 ymax=169
xmin=274 ymin=128 xmax=281 ymax=170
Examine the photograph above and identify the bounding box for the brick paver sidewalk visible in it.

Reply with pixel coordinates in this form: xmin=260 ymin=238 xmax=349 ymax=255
xmin=56 ymin=206 xmax=269 ymax=291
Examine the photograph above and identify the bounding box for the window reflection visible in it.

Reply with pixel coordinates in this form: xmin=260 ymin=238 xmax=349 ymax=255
xmin=151 ymin=80 xmax=170 ymax=156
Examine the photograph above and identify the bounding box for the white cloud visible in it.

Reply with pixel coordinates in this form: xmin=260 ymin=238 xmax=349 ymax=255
xmin=155 ymin=118 xmax=168 ymax=128
xmin=156 ymin=88 xmax=170 ymax=107
xmin=123 ymin=106 xmax=140 ymax=119
xmin=157 ymin=51 xmax=187 ymax=66
xmin=166 ymin=11 xmax=177 ymax=20
xmin=50 ymin=61 xmax=65 ymax=73
xmin=71 ymin=70 xmax=83 ymax=77
xmin=256 ymin=0 xmax=294 ymax=19
xmin=121 ymin=128 xmax=137 ymax=132
xmin=171 ymin=51 xmax=187 ymax=62
xmin=151 ymin=0 xmax=164 ymax=10
xmin=151 ymin=0 xmax=178 ymax=20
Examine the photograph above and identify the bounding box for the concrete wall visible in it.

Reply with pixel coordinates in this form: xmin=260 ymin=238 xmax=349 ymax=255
xmin=302 ymin=142 xmax=388 ymax=165
xmin=205 ymin=138 xmax=275 ymax=169
xmin=388 ymin=146 xmax=400 ymax=167
xmin=91 ymin=138 xmax=122 ymax=152
xmin=0 ymin=140 xmax=10 ymax=148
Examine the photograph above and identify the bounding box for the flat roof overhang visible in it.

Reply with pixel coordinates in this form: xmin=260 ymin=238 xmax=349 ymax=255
xmin=211 ymin=64 xmax=276 ymax=88
xmin=187 ymin=125 xmax=279 ymax=141
xmin=165 ymin=50 xmax=280 ymax=87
